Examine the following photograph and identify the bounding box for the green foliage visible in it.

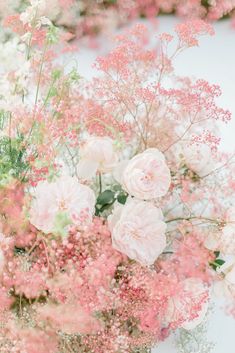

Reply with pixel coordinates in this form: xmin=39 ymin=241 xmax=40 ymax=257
xmin=104 ymin=0 xmax=117 ymax=4
xmin=69 ymin=68 xmax=81 ymax=83
xmin=201 ymin=0 xmax=211 ymax=9
xmin=117 ymin=191 xmax=128 ymax=204
xmin=53 ymin=211 xmax=72 ymax=237
xmin=209 ymin=252 xmax=225 ymax=271
xmin=46 ymin=24 xmax=59 ymax=45
xmin=95 ymin=190 xmax=116 ymax=215
xmin=0 ymin=134 xmax=28 ymax=182
xmin=0 ymin=110 xmax=10 ymax=129
xmin=131 ymin=347 xmax=151 ymax=353
xmin=214 ymin=250 xmax=220 ymax=258
xmin=95 ymin=187 xmax=128 ymax=216
xmin=51 ymin=69 xmax=62 ymax=81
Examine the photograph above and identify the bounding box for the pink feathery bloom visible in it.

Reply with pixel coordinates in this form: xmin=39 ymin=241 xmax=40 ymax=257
xmin=38 ymin=302 xmax=101 ymax=334
xmin=165 ymin=278 xmax=209 ymax=330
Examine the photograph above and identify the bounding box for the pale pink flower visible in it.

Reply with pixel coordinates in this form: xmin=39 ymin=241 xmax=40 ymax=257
xmin=0 ymin=234 xmax=5 ymax=273
xmin=213 ymin=259 xmax=235 ymax=299
xmin=183 ymin=143 xmax=214 ymax=177
xmin=108 ymin=198 xmax=166 ymax=266
xmin=165 ymin=278 xmax=209 ymax=330
xmin=29 ymin=176 xmax=95 ymax=234
xmin=38 ymin=303 xmax=101 ymax=334
xmin=116 ymin=148 xmax=171 ymax=200
xmin=19 ymin=328 xmax=58 ymax=353
xmin=220 ymin=207 xmax=235 ymax=254
xmin=203 ymin=230 xmax=220 ymax=251
xmin=77 ymin=136 xmax=119 ymax=180
xmin=0 ymin=248 xmax=4 ymax=273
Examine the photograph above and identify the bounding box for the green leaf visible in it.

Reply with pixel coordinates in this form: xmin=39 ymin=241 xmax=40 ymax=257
xmin=214 ymin=259 xmax=225 ymax=266
xmin=46 ymin=25 xmax=59 ymax=45
xmin=69 ymin=68 xmax=81 ymax=83
xmin=96 ymin=190 xmax=115 ymax=206
xmin=51 ymin=69 xmax=62 ymax=81
xmin=48 ymin=86 xmax=58 ymax=98
xmin=210 ymin=258 xmax=225 ymax=271
xmin=117 ymin=192 xmax=128 ymax=205
xmin=214 ymin=251 xmax=220 ymax=258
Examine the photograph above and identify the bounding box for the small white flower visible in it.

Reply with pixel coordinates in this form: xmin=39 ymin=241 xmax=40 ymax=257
xmin=77 ymin=136 xmax=119 ymax=180
xmin=183 ymin=143 xmax=214 ymax=177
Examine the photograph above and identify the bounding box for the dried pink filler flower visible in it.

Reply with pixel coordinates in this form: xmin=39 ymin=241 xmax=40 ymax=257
xmin=0 ymin=2 xmax=234 ymax=352
xmin=2 ymin=0 xmax=235 ymax=41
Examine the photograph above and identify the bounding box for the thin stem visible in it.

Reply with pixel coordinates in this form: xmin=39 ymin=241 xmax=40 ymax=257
xmin=41 ymin=238 xmax=51 ymax=271
xmin=34 ymin=43 xmax=48 ymax=108
xmin=27 ymin=237 xmax=40 ymax=256
xmin=19 ymin=293 xmax=23 ymax=317
xmin=166 ymin=216 xmax=220 ymax=225
xmin=98 ymin=172 xmax=102 ymax=194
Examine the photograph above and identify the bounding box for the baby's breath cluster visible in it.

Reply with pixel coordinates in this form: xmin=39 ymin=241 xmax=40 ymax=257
xmin=0 ymin=2 xmax=234 ymax=353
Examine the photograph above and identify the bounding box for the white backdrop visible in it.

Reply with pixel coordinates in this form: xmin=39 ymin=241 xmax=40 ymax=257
xmin=66 ymin=16 xmax=235 ymax=353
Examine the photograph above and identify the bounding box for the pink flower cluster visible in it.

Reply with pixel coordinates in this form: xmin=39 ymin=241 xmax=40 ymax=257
xmin=1 ymin=0 xmax=235 ymax=42
xmin=0 ymin=3 xmax=234 ymax=353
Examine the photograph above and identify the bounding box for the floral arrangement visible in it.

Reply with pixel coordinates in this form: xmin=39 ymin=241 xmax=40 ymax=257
xmin=0 ymin=2 xmax=235 ymax=353
xmin=1 ymin=0 xmax=235 ymax=42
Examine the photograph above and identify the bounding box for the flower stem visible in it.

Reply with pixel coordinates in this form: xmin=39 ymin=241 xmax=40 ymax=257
xmin=98 ymin=172 xmax=102 ymax=194
xmin=166 ymin=216 xmax=220 ymax=224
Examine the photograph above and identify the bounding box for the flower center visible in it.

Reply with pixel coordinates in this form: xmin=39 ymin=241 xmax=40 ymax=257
xmin=58 ymin=199 xmax=67 ymax=210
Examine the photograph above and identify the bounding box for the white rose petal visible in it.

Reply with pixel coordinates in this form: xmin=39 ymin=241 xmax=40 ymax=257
xmin=29 ymin=176 xmax=96 ymax=234
xmin=108 ymin=198 xmax=167 ymax=266
xmin=77 ymin=136 xmax=119 ymax=180
xmin=116 ymin=148 xmax=171 ymax=200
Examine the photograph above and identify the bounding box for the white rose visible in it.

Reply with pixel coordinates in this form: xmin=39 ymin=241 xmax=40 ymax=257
xmin=108 ymin=198 xmax=167 ymax=266
xmin=183 ymin=143 xmax=214 ymax=177
xmin=77 ymin=136 xmax=119 ymax=180
xmin=29 ymin=176 xmax=96 ymax=234
xmin=116 ymin=148 xmax=171 ymax=200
